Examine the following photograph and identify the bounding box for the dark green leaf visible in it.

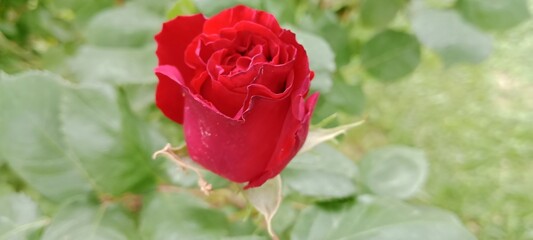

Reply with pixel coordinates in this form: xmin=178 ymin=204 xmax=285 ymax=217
xmin=85 ymin=4 xmax=162 ymax=47
xmin=291 ymin=197 xmax=476 ymax=240
xmin=360 ymin=146 xmax=428 ymax=199
xmin=282 ymin=144 xmax=358 ymax=200
xmin=411 ymin=6 xmax=492 ymax=64
xmin=68 ymin=45 xmax=157 ymax=85
xmin=456 ymin=0 xmax=530 ymax=31
xmin=0 ymin=192 xmax=44 ymax=240
xmin=0 ymin=71 xmax=92 ymax=201
xmin=140 ymin=192 xmax=231 ymax=239
xmin=41 ymin=202 xmax=139 ymax=240
xmin=361 ymin=30 xmax=421 ymax=81
xmin=360 ymin=0 xmax=404 ymax=28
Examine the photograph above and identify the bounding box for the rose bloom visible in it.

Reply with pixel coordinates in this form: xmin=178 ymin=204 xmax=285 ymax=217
xmin=155 ymin=5 xmax=318 ymax=188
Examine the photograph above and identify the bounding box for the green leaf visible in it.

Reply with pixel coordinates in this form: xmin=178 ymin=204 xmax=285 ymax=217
xmin=291 ymin=196 xmax=476 ymax=240
xmin=271 ymin=202 xmax=297 ymax=235
xmin=0 ymin=71 xmax=92 ymax=201
xmin=282 ymin=144 xmax=358 ymax=200
xmin=0 ymin=192 xmax=46 ymax=240
xmin=60 ymin=85 xmax=159 ymax=196
xmin=121 ymin=83 xmax=158 ymax=115
xmin=85 ymin=4 xmax=162 ymax=47
xmin=289 ymin=27 xmax=336 ymax=92
xmin=41 ymin=202 xmax=140 ymax=240
xmin=411 ymin=6 xmax=492 ymax=64
xmin=361 ymin=30 xmax=421 ymax=81
xmin=0 ymin=71 xmax=163 ymax=200
xmin=310 ymin=71 xmax=334 ymax=93
xmin=193 ymin=0 xmax=262 ymax=17
xmin=360 ymin=146 xmax=428 ymax=199
xmin=456 ymin=0 xmax=530 ymax=31
xmin=313 ymin=80 xmax=365 ymax=122
xmin=327 ymin=80 xmax=365 ymax=115
xmin=295 ymin=11 xmax=353 ymax=66
xmin=360 ymin=0 xmax=404 ymax=28
xmin=68 ymin=45 xmax=157 ymax=85
xmin=167 ymin=0 xmax=198 ymax=19
xmin=262 ymin=0 xmax=298 ymax=23
xmin=140 ymin=192 xmax=231 ymax=239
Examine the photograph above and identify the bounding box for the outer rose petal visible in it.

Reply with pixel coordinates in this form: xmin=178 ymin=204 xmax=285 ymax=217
xmin=242 ymin=29 xmax=318 ymax=188
xmin=246 ymin=93 xmax=319 ymax=188
xmin=183 ymin=91 xmax=294 ymax=183
xmin=203 ymin=5 xmax=282 ymax=35
xmin=155 ymin=14 xmax=206 ymax=124
xmin=155 ymin=75 xmax=185 ymax=124
xmin=156 ymin=65 xmax=295 ymax=183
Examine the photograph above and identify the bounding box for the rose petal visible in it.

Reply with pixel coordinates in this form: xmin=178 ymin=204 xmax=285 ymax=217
xmin=200 ymin=78 xmax=247 ymax=118
xmin=155 ymin=74 xmax=186 ymax=124
xmin=206 ymin=49 xmax=229 ymax=80
xmin=218 ymin=64 xmax=263 ymax=92
xmin=156 ymin=65 xmax=235 ymax=121
xmin=253 ymin=62 xmax=294 ymax=94
xmin=182 ymin=88 xmax=293 ymax=183
xmin=279 ymin=30 xmax=312 ymax=93
xmin=234 ymin=72 xmax=294 ymax=120
xmin=155 ymin=14 xmax=206 ymax=124
xmin=245 ymin=92 xmax=319 ymax=188
xmin=156 ymin=14 xmax=206 ymax=70
xmin=231 ymin=21 xmax=281 ymax=45
xmin=203 ymin=5 xmax=282 ymax=35
xmin=243 ymin=29 xmax=317 ymax=187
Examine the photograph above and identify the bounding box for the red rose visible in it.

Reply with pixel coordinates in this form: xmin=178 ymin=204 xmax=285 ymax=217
xmin=154 ymin=5 xmax=318 ymax=188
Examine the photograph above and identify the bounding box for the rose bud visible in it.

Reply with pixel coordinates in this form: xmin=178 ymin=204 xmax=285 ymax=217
xmin=154 ymin=5 xmax=318 ymax=188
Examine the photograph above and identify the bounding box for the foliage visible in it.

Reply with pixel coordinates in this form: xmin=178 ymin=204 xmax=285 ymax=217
xmin=0 ymin=0 xmax=531 ymax=239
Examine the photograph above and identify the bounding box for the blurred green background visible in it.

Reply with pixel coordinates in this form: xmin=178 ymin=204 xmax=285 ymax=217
xmin=1 ymin=0 xmax=532 ymax=239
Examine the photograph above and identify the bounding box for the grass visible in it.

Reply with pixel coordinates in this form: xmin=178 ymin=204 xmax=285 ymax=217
xmin=344 ymin=13 xmax=533 ymax=240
